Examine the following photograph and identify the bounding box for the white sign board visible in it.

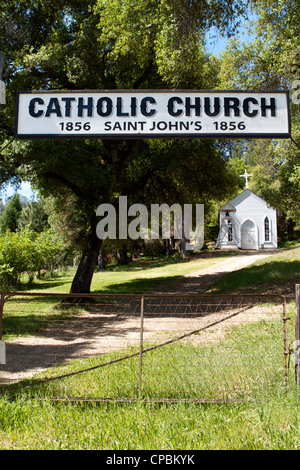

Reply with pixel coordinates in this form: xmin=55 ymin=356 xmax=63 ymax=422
xmin=15 ymin=90 xmax=291 ymax=139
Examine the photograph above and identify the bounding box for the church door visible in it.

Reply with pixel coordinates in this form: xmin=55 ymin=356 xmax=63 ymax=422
xmin=241 ymin=220 xmax=257 ymax=250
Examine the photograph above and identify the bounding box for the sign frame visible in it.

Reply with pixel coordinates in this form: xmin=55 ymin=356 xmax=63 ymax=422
xmin=15 ymin=89 xmax=291 ymax=140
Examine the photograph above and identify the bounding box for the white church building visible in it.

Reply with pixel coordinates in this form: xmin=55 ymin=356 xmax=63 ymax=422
xmin=215 ymin=170 xmax=277 ymax=251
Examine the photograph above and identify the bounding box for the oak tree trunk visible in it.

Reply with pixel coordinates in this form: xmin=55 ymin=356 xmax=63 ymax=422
xmin=70 ymin=228 xmax=102 ymax=294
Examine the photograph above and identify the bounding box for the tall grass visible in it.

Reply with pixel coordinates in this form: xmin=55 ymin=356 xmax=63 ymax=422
xmin=0 ymin=246 xmax=300 ymax=450
xmin=1 ymin=310 xmax=300 ymax=449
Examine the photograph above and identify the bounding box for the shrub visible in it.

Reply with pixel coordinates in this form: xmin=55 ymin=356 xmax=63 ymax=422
xmin=0 ymin=229 xmax=63 ymax=287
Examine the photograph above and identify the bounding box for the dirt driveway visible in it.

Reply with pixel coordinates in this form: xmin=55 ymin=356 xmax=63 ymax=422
xmin=0 ymin=250 xmax=276 ymax=385
xmin=148 ymin=250 xmax=276 ymax=294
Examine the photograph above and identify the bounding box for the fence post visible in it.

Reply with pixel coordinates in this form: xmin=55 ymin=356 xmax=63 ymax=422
xmin=138 ymin=296 xmax=144 ymax=399
xmin=282 ymin=296 xmax=290 ymax=388
xmin=0 ymin=293 xmax=5 ymax=341
xmin=0 ymin=293 xmax=6 ymax=367
xmin=296 ymin=285 xmax=300 ymax=387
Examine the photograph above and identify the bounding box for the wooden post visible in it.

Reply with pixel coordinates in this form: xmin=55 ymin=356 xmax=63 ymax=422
xmin=282 ymin=296 xmax=289 ymax=388
xmin=138 ymin=296 xmax=144 ymax=399
xmin=0 ymin=293 xmax=6 ymax=366
xmin=0 ymin=293 xmax=5 ymax=341
xmin=296 ymin=285 xmax=300 ymax=387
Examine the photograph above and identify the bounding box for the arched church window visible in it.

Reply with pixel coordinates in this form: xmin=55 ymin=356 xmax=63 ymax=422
xmin=228 ymin=221 xmax=233 ymax=242
xmin=264 ymin=217 xmax=270 ymax=242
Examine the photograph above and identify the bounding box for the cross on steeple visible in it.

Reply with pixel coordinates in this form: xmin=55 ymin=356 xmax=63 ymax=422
xmin=240 ymin=169 xmax=252 ymax=189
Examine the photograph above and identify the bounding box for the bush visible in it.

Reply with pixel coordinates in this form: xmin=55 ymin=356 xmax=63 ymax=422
xmin=0 ymin=263 xmax=14 ymax=288
xmin=35 ymin=230 xmax=64 ymax=274
xmin=0 ymin=229 xmax=63 ymax=287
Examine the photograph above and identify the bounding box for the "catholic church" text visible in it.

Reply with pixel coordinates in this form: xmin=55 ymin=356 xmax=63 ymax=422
xmin=28 ymin=95 xmax=277 ymax=119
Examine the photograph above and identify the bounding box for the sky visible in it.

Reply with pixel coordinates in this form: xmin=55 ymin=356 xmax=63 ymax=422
xmin=206 ymin=9 xmax=256 ymax=56
xmin=0 ymin=181 xmax=36 ymax=203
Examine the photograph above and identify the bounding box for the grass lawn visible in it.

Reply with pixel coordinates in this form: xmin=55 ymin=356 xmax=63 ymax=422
xmin=210 ymin=243 xmax=300 ymax=295
xmin=26 ymin=250 xmax=233 ymax=294
xmin=1 ymin=308 xmax=299 ymax=450
xmin=0 ymin=246 xmax=300 ymax=450
xmin=1 ymin=251 xmax=231 ymax=341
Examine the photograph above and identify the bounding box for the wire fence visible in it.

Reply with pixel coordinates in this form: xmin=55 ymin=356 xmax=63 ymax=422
xmin=0 ymin=291 xmax=293 ymax=402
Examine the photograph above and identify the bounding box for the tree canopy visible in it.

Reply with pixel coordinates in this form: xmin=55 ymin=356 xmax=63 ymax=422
xmin=218 ymin=0 xmax=300 ymax=227
xmin=0 ymin=0 xmax=249 ymax=292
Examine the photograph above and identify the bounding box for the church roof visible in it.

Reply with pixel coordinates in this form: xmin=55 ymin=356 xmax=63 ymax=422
xmin=218 ymin=203 xmax=236 ymax=212
xmin=221 ymin=189 xmax=275 ymax=210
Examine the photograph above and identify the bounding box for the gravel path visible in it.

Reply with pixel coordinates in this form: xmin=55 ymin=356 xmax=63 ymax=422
xmin=147 ymin=250 xmax=276 ymax=294
xmin=0 ymin=250 xmax=275 ymax=385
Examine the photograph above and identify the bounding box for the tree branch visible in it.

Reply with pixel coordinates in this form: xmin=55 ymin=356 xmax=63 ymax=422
xmin=132 ymin=56 xmax=154 ymax=89
xmin=43 ymin=171 xmax=97 ymax=203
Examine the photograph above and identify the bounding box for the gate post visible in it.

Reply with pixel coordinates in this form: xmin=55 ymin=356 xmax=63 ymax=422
xmin=0 ymin=293 xmax=6 ymax=366
xmin=138 ymin=296 xmax=144 ymax=399
xmin=296 ymin=285 xmax=300 ymax=387
xmin=0 ymin=293 xmax=5 ymax=341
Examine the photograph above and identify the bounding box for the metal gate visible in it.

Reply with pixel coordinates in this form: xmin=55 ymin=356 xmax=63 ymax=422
xmin=0 ymin=292 xmax=292 ymax=402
